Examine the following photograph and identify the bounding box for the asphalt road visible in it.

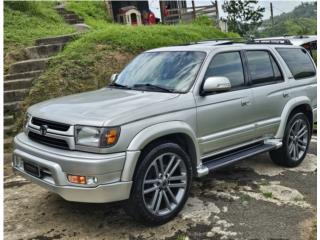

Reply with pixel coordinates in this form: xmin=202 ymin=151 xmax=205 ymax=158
xmin=4 ymin=134 xmax=317 ymax=240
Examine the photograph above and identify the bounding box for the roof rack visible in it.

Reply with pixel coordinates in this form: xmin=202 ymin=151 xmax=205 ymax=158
xmin=246 ymin=38 xmax=292 ymax=45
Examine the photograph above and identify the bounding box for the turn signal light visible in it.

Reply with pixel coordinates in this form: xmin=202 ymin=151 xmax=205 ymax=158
xmin=105 ymin=128 xmax=118 ymax=145
xmin=68 ymin=175 xmax=86 ymax=184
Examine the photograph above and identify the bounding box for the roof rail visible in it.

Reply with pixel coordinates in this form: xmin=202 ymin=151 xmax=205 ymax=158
xmin=246 ymin=38 xmax=292 ymax=45
xmin=187 ymin=37 xmax=244 ymax=46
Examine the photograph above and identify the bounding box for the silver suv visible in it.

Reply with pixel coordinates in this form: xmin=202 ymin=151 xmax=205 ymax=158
xmin=13 ymin=40 xmax=317 ymax=225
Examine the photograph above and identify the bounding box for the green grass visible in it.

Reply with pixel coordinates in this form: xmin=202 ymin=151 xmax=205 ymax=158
xmin=262 ymin=192 xmax=273 ymax=198
xmin=63 ymin=24 xmax=239 ymax=57
xmin=65 ymin=1 xmax=112 ymax=28
xmin=4 ymin=1 xmax=75 ymax=54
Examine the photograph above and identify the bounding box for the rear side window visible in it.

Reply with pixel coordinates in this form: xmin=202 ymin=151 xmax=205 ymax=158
xmin=205 ymin=51 xmax=245 ymax=88
xmin=246 ymin=51 xmax=283 ymax=85
xmin=277 ymin=48 xmax=316 ymax=79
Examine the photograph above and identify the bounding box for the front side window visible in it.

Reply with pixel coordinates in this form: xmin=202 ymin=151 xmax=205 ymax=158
xmin=277 ymin=48 xmax=316 ymax=79
xmin=246 ymin=51 xmax=283 ymax=85
xmin=204 ymin=51 xmax=245 ymax=88
xmin=114 ymin=51 xmax=206 ymax=93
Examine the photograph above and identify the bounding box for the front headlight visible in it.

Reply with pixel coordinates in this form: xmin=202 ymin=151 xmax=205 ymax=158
xmin=75 ymin=126 xmax=120 ymax=148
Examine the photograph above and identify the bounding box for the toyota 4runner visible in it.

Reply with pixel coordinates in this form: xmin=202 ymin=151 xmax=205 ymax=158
xmin=13 ymin=39 xmax=317 ymax=225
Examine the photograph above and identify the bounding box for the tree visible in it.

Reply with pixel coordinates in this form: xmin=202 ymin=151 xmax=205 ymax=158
xmin=222 ymin=0 xmax=265 ymax=36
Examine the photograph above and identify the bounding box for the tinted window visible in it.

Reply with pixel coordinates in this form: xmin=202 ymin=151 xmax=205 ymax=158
xmin=205 ymin=52 xmax=244 ymax=88
xmin=246 ymin=51 xmax=282 ymax=85
xmin=277 ymin=48 xmax=316 ymax=79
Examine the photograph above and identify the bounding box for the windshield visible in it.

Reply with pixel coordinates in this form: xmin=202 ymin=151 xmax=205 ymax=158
xmin=114 ymin=51 xmax=206 ymax=93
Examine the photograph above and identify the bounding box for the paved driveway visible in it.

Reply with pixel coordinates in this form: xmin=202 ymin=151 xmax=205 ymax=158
xmin=4 ymin=135 xmax=317 ymax=240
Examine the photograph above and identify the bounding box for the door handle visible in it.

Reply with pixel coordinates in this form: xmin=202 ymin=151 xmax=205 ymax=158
xmin=283 ymin=91 xmax=289 ymax=98
xmin=241 ymin=98 xmax=251 ymax=106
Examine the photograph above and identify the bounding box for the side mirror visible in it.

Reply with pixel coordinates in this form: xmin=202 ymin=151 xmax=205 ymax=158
xmin=110 ymin=73 xmax=118 ymax=83
xmin=202 ymin=76 xmax=231 ymax=94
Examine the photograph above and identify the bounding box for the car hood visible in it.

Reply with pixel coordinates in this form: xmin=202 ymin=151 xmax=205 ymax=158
xmin=28 ymin=88 xmax=180 ymax=126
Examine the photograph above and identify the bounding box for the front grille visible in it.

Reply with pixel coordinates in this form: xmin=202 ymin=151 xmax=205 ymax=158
xmin=28 ymin=131 xmax=69 ymax=150
xmin=31 ymin=117 xmax=70 ymax=131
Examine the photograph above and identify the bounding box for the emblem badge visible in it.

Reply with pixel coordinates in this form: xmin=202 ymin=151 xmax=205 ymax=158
xmin=40 ymin=125 xmax=48 ymax=136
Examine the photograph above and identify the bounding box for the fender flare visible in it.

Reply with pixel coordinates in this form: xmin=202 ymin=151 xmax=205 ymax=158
xmin=275 ymin=96 xmax=312 ymax=138
xmin=121 ymin=121 xmax=200 ymax=181
xmin=128 ymin=121 xmax=200 ymax=159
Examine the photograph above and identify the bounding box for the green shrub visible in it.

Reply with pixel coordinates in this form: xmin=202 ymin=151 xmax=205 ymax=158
xmin=194 ymin=15 xmax=214 ymax=26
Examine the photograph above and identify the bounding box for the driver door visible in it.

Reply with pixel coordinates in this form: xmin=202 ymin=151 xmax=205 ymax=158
xmin=195 ymin=49 xmax=256 ymax=156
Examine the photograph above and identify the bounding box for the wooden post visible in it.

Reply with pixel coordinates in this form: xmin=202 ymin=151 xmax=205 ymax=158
xmin=270 ymin=2 xmax=274 ymax=26
xmin=159 ymin=1 xmax=165 ymax=24
xmin=191 ymin=0 xmax=196 ymax=20
xmin=215 ymin=0 xmax=219 ymax=27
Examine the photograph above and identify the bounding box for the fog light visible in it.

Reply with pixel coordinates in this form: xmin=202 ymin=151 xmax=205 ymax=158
xmin=87 ymin=176 xmax=98 ymax=184
xmin=67 ymin=175 xmax=98 ymax=185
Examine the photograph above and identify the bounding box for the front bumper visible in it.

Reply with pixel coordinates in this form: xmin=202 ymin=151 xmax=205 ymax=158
xmin=12 ymin=133 xmax=132 ymax=203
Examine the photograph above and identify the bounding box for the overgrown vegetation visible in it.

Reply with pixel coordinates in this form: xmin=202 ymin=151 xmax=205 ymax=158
xmin=222 ymin=0 xmax=265 ymax=37
xmin=258 ymin=2 xmax=317 ymax=37
xmin=4 ymin=1 xmax=74 ymax=53
xmin=4 ymin=1 xmax=75 ymax=72
xmin=64 ymin=1 xmax=112 ymax=28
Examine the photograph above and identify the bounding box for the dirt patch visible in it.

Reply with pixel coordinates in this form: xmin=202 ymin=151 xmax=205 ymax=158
xmin=4 ymin=142 xmax=317 ymax=240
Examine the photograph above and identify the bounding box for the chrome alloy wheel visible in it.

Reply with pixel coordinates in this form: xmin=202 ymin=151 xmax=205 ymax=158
xmin=142 ymin=153 xmax=187 ymax=216
xmin=288 ymin=118 xmax=309 ymax=161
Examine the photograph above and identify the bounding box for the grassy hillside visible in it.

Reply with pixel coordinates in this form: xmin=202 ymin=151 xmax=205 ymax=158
xmin=4 ymin=1 xmax=75 ymax=70
xmin=258 ymin=2 xmax=316 ymax=37
xmin=4 ymin=1 xmax=75 ymax=52
xmin=13 ymin=1 xmax=238 ymax=130
xmin=65 ymin=1 xmax=112 ymax=28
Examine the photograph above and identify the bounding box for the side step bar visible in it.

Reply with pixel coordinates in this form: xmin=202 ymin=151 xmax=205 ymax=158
xmin=197 ymin=140 xmax=282 ymax=177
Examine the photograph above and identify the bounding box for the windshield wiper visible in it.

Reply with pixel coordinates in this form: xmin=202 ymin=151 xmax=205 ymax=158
xmin=133 ymin=83 xmax=175 ymax=93
xmin=108 ymin=82 xmax=131 ymax=89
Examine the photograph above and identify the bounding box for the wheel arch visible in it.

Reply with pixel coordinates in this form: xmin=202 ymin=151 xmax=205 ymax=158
xmin=122 ymin=121 xmax=200 ymax=181
xmin=275 ymin=97 xmax=313 ymax=138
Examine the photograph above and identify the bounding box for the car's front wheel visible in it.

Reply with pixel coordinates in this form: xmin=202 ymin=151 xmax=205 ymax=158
xmin=125 ymin=142 xmax=192 ymax=225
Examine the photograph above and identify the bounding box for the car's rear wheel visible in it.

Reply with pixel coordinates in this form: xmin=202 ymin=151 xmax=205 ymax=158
xmin=125 ymin=142 xmax=192 ymax=225
xmin=270 ymin=112 xmax=310 ymax=167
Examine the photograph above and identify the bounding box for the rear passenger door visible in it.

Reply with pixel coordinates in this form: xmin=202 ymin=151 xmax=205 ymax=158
xmin=245 ymin=49 xmax=289 ymax=138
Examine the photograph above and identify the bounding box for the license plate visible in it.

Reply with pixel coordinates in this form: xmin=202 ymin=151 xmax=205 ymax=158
xmin=24 ymin=162 xmax=42 ymax=178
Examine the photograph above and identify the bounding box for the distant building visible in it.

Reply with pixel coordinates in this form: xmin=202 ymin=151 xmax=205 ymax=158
xmin=159 ymin=0 xmax=187 ymax=24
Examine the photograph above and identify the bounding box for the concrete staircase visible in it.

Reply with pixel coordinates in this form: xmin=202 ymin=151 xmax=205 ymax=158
xmin=4 ymin=3 xmax=87 ymax=152
xmin=55 ymin=4 xmax=84 ymax=25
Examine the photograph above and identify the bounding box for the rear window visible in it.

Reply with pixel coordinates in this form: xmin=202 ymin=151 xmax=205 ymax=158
xmin=277 ymin=48 xmax=316 ymax=79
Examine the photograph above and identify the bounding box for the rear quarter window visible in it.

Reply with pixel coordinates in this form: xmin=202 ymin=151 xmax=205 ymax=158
xmin=276 ymin=48 xmax=316 ymax=79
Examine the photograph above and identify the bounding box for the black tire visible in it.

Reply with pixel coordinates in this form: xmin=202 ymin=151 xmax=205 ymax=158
xmin=124 ymin=142 xmax=193 ymax=226
xmin=269 ymin=112 xmax=311 ymax=167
